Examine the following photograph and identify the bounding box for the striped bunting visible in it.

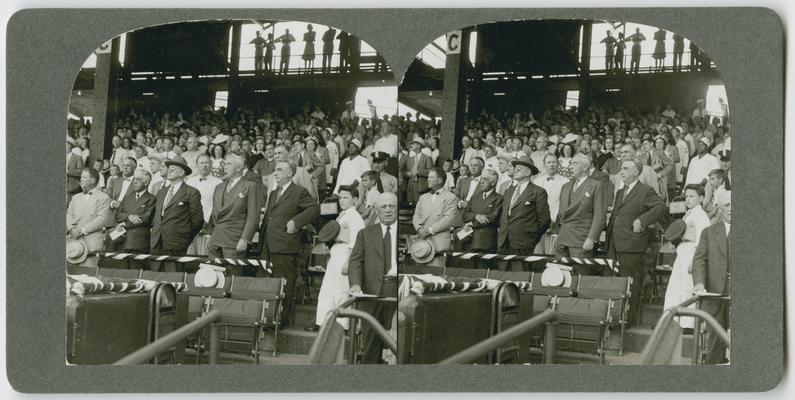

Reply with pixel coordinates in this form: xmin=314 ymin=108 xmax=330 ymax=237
xmin=442 ymin=251 xmax=618 ymax=273
xmin=91 ymin=252 xmax=273 ymax=273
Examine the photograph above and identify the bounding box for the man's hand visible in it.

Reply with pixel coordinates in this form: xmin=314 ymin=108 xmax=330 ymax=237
xmin=286 ymin=220 xmax=297 ymax=234
xmin=693 ymin=283 xmax=706 ymax=294
xmin=127 ymin=214 xmax=142 ymax=225
xmin=583 ymin=238 xmax=595 ymax=251
xmin=458 ymin=200 xmax=468 ymax=209
xmin=416 ymin=226 xmax=430 ymax=238
xmin=632 ymin=219 xmax=644 ymax=233
xmin=68 ymin=227 xmax=81 ymax=239
xmin=110 ymin=200 xmax=120 ymax=209
xmin=236 ymin=239 xmax=248 ymax=253
xmin=349 ymin=284 xmax=363 ymax=295
xmin=474 ymin=214 xmax=490 ymax=224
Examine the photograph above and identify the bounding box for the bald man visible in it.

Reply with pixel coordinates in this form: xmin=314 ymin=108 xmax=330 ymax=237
xmin=207 ymin=154 xmax=261 ymax=273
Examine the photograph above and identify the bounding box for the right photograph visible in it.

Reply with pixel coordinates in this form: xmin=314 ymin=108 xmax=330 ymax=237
xmin=396 ymin=19 xmax=731 ymax=365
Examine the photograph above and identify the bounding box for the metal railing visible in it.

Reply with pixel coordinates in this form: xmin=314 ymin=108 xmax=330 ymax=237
xmin=640 ymin=295 xmax=730 ymax=365
xmin=113 ymin=310 xmax=222 ymax=365
xmin=439 ymin=309 xmax=558 ymax=365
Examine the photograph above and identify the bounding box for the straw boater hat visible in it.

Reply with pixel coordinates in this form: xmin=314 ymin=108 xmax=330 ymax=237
xmin=211 ymin=134 xmax=229 ymax=145
xmin=194 ymin=264 xmax=226 ymax=289
xmin=66 ymin=238 xmax=88 ymax=264
xmin=541 ymin=263 xmax=572 ymax=288
xmin=350 ymin=138 xmax=363 ymax=149
xmin=561 ymin=133 xmax=579 ymax=144
xmin=410 ymin=238 xmax=436 ymax=264
xmin=698 ymin=137 xmax=711 ymax=147
xmin=410 ymin=137 xmax=426 ymax=147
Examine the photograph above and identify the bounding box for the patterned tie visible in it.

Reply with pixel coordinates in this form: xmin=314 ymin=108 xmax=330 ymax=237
xmin=509 ymin=184 xmax=523 ymax=216
xmin=384 ymin=225 xmax=392 ymax=273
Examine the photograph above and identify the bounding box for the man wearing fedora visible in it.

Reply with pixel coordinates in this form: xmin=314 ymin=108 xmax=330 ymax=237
xmin=458 ymin=169 xmax=503 ymax=269
xmin=497 ymin=155 xmax=550 ymax=272
xmin=333 ymin=138 xmax=370 ymax=195
xmin=259 ymin=160 xmax=320 ymax=325
xmin=370 ymin=151 xmax=397 ymax=194
xmin=150 ymin=155 xmax=204 ymax=272
xmin=111 ymin=169 xmax=157 ymax=269
xmin=206 ymin=155 xmax=261 ymax=274
xmin=556 ymin=153 xmax=607 ymax=274
xmin=412 ymin=167 xmax=459 ymax=268
xmin=348 ymin=192 xmax=398 ymax=363
xmin=692 ymin=190 xmax=732 ymax=364
xmin=606 ymin=157 xmax=667 ymax=325
xmin=405 ymin=137 xmax=434 ymax=205
xmin=67 ymin=168 xmax=111 ymax=267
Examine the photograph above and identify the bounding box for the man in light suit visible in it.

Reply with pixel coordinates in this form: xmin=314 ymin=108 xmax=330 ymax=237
xmin=259 ymin=160 xmax=320 ymax=325
xmin=348 ymin=192 xmax=398 ymax=364
xmin=150 ymin=156 xmax=204 ymax=272
xmin=692 ymin=190 xmax=731 ymax=364
xmin=458 ymin=169 xmax=503 ymax=269
xmin=66 ymin=168 xmax=111 ymax=266
xmin=405 ymin=138 xmax=434 ymax=205
xmin=497 ymin=155 xmax=550 ymax=272
xmin=112 ymin=169 xmax=157 ymax=269
xmin=606 ymin=158 xmax=667 ymax=325
xmin=557 ymin=154 xmax=607 ymax=274
xmin=207 ymin=155 xmax=261 ymax=275
xmin=412 ymin=167 xmax=460 ymax=267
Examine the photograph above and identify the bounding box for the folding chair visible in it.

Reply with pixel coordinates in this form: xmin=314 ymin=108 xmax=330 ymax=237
xmin=552 ymin=297 xmax=612 ymax=364
xmin=183 ymin=272 xmax=231 ymax=361
xmin=209 ymin=276 xmax=286 ymax=362
xmin=97 ymin=267 xmax=142 ymax=279
xmin=576 ymin=275 xmax=632 ymax=355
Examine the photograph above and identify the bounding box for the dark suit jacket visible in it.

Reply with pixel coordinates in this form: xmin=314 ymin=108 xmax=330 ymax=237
xmin=115 ymin=190 xmax=156 ymax=252
xmin=557 ymin=178 xmax=606 ymax=247
xmin=606 ymin=181 xmax=667 ymax=253
xmin=259 ymin=182 xmax=319 ymax=255
xmin=241 ymin=169 xmax=267 ymax=210
xmin=108 ymin=175 xmax=134 ymax=202
xmin=253 ymin=157 xmax=275 ymax=180
xmin=453 ymin=175 xmax=481 ymax=201
xmin=692 ymin=222 xmax=730 ymax=309
xmin=150 ymin=182 xmax=204 ymax=252
xmin=67 ymin=153 xmax=83 ymax=194
xmin=497 ymin=181 xmax=551 ymax=249
xmin=461 ymin=189 xmax=503 ymax=250
xmin=208 ymin=179 xmax=261 ymax=248
xmin=348 ymin=224 xmax=392 ymax=296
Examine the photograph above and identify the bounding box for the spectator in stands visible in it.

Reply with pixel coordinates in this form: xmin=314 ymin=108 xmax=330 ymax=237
xmin=460 ymin=135 xmax=483 ymax=166
xmin=556 ymin=153 xmax=607 ymax=272
xmin=148 ymin=155 xmax=166 ymax=195
xmin=557 ymin=142 xmax=576 ymax=179
xmin=250 ymin=30 xmax=267 ymax=73
xmin=454 ymin=157 xmax=484 ymax=210
xmin=321 ymin=26 xmax=336 ymax=73
xmin=614 ymin=32 xmax=626 ymax=72
xmin=182 ymin=136 xmax=202 ymax=175
xmin=685 ymin=137 xmax=721 ymax=187
xmin=425 ymin=137 xmax=441 ymax=166
xmin=210 ymin=143 xmax=228 ymax=178
xmin=497 ymin=155 xmax=550 ymax=271
xmin=150 ymin=156 xmax=204 ymax=273
xmin=496 ymin=153 xmax=515 ymax=195
xmin=672 ymin=33 xmax=685 ymax=71
xmin=606 ymin=157 xmax=667 ymax=325
xmin=627 ymin=28 xmax=646 ymax=74
xmin=441 ymin=159 xmax=456 ymax=192
xmin=337 ymin=30 xmax=350 ymax=73
xmin=206 ymin=154 xmax=261 ymax=274
xmin=348 ymin=192 xmax=398 ymax=364
xmin=483 ymin=144 xmax=499 ymax=172
xmin=663 ymin=183 xmax=711 ymax=330
xmin=107 ymin=157 xmax=137 ymax=214
xmin=371 ymin=151 xmax=397 ymax=194
xmin=533 ymin=153 xmax=569 ymax=236
xmin=67 ymin=167 xmax=111 ymax=267
xmin=76 ymin=136 xmax=90 ymax=164
xmin=276 ymin=29 xmax=296 ymax=74
xmin=601 ymin=30 xmax=616 ymax=72
xmin=302 ymin=24 xmax=316 ymax=73
xmin=309 ymin=184 xmax=365 ymax=332
xmin=459 ymin=169 xmax=503 ymax=269
xmin=264 ymin=33 xmax=276 ymax=73
xmin=704 ymin=168 xmax=731 ymax=223
xmin=304 ymin=135 xmax=327 ymax=196
xmin=185 ymin=154 xmax=222 ymax=256
xmin=108 ymin=135 xmax=124 ymax=167
xmin=259 ymin=160 xmax=320 ymax=325
xmin=692 ymin=189 xmax=731 ymax=364
xmin=333 ymin=138 xmax=370 ymax=195
xmin=412 ymin=167 xmax=459 ymax=267
xmin=405 ymin=138 xmax=434 ymax=204
xmin=67 ymin=137 xmax=84 ymax=204
xmin=111 ymin=169 xmax=157 ymax=269
xmin=653 ymin=28 xmax=666 ymax=72
xmin=357 ymin=170 xmax=382 ymax=226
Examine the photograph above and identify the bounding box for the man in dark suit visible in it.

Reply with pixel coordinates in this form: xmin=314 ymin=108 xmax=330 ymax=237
xmin=112 ymin=169 xmax=156 ymax=269
xmin=497 ymin=155 xmax=550 ymax=271
xmin=459 ymin=169 xmax=503 ymax=269
xmin=348 ymin=192 xmax=398 ymax=364
xmin=692 ymin=190 xmax=731 ymax=364
xmin=453 ymin=157 xmax=484 ymax=207
xmin=150 ymin=156 xmax=204 ymax=272
xmin=557 ymin=154 xmax=607 ymax=274
xmin=259 ymin=160 xmax=319 ymax=325
xmin=105 ymin=157 xmax=137 ymax=228
xmin=207 ymin=155 xmax=261 ymax=275
xmin=606 ymin=158 xmax=667 ymax=325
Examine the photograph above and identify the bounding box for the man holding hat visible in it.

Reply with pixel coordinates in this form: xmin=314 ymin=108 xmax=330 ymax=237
xmin=370 ymin=151 xmax=397 ymax=194
xmin=497 ymin=155 xmax=550 ymax=271
xmin=412 ymin=167 xmax=460 ymax=267
xmin=150 ymin=155 xmax=204 ymax=272
xmin=405 ymin=137 xmax=434 ymax=204
xmin=67 ymin=167 xmax=112 ymax=266
xmin=685 ymin=137 xmax=721 ymax=187
xmin=333 ymin=138 xmax=370 ymax=195
xmin=206 ymin=154 xmax=261 ymax=273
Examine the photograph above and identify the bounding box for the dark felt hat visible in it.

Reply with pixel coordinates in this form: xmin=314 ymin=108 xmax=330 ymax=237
xmin=510 ymin=154 xmax=539 ymax=175
xmin=165 ymin=155 xmax=192 ymax=176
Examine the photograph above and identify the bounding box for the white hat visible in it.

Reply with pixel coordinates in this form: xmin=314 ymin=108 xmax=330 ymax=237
xmin=540 ymin=263 xmax=572 ymax=288
xmin=561 ymin=133 xmax=579 ymax=144
xmin=211 ymin=134 xmax=229 ymax=145
xmin=698 ymin=137 xmax=711 ymax=147
xmin=194 ymin=264 xmax=226 ymax=289
xmin=410 ymin=238 xmax=436 ymax=264
xmin=66 ymin=239 xmax=88 ymax=264
xmin=350 ymin=138 xmax=362 ymax=148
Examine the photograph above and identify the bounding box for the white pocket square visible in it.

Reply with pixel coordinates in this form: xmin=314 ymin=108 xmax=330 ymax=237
xmin=178 ymin=201 xmax=185 ymax=206
xmin=585 ymin=192 xmax=591 ymax=198
xmin=238 ymin=192 xmax=245 ymax=199
xmin=524 ymin=201 xmax=531 ymax=206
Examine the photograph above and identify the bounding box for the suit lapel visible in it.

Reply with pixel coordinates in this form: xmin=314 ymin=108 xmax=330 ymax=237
xmin=273 ymin=183 xmax=293 ymax=208
xmin=559 ymin=181 xmax=573 ymax=216
xmin=164 ymin=183 xmax=186 ymax=211
xmin=220 ymin=179 xmax=245 ymax=213
xmin=716 ymin=223 xmax=727 ymax=256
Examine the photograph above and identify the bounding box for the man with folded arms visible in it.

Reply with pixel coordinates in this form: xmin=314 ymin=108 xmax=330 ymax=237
xmin=459 ymin=169 xmax=502 ymax=269
xmin=112 ymin=169 xmax=157 ymax=269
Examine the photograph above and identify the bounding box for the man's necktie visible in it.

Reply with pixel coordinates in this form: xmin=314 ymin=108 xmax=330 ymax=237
xmin=162 ymin=185 xmax=175 ymax=215
xmin=509 ymin=185 xmax=522 ymax=215
xmin=275 ymin=185 xmax=283 ymax=203
xmin=384 ymin=225 xmax=392 ymax=273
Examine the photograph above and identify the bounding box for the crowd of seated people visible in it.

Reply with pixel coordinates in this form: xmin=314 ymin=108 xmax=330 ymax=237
xmin=65 ymin=100 xmax=400 ymax=330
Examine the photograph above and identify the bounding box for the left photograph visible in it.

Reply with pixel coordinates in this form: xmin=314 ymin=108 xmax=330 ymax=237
xmin=65 ymin=19 xmax=399 ymax=365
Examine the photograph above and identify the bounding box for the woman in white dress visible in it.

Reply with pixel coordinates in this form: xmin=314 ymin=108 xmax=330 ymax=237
xmin=663 ymin=183 xmax=712 ymax=330
xmin=308 ymin=185 xmax=365 ymax=331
